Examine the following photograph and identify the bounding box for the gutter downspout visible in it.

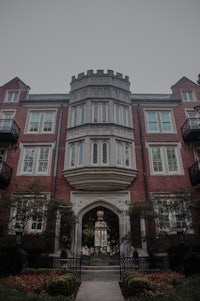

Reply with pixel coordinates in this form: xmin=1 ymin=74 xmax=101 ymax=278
xmin=137 ymin=103 xmax=149 ymax=201
xmin=52 ymin=103 xmax=63 ymax=199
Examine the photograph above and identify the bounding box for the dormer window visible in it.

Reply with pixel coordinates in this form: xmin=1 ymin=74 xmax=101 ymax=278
xmin=5 ymin=90 xmax=20 ymax=102
xmin=182 ymin=90 xmax=196 ymax=102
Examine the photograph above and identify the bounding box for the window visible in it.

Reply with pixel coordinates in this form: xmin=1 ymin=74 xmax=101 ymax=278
xmin=182 ymin=91 xmax=196 ymax=102
xmin=146 ymin=111 xmax=174 ymax=133
xmin=92 ymin=102 xmax=108 ymax=123
xmin=148 ymin=144 xmax=182 ymax=175
xmin=9 ymin=194 xmax=47 ymax=234
xmin=72 ymin=104 xmax=86 ymax=126
xmin=91 ymin=140 xmax=109 ymax=165
xmin=5 ymin=90 xmax=20 ymax=102
xmin=0 ymin=111 xmax=15 ymax=130
xmin=19 ymin=145 xmax=53 ymax=175
xmin=69 ymin=142 xmax=84 ymax=167
xmin=153 ymin=193 xmax=192 ymax=233
xmin=27 ymin=111 xmax=55 ymax=133
xmin=116 ymin=141 xmax=131 ymax=167
xmin=114 ymin=104 xmax=129 ymax=126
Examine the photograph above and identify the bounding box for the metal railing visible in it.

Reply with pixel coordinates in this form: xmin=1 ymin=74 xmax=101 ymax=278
xmin=0 ymin=119 xmax=20 ymax=143
xmin=120 ymin=256 xmax=169 ymax=279
xmin=181 ymin=118 xmax=200 ymax=142
xmin=53 ymin=257 xmax=81 ymax=281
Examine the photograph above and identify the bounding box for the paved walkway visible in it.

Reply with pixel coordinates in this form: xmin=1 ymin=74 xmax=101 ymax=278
xmin=75 ymin=281 xmax=124 ymax=301
xmin=75 ymin=266 xmax=124 ymax=301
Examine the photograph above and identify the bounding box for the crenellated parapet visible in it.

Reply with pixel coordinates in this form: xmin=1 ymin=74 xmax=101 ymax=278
xmin=70 ymin=69 xmax=131 ymax=103
xmin=71 ymin=69 xmax=129 ymax=83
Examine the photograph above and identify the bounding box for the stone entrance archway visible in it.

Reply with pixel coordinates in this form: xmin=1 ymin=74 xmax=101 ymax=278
xmin=82 ymin=206 xmax=119 ymax=256
xmin=70 ymin=191 xmax=132 ymax=257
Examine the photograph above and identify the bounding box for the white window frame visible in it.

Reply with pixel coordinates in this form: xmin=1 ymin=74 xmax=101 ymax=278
xmin=114 ymin=104 xmax=129 ymax=126
xmin=92 ymin=102 xmax=108 ymax=123
xmin=147 ymin=143 xmax=183 ymax=175
xmin=4 ymin=90 xmax=20 ymax=102
xmin=91 ymin=140 xmax=109 ymax=166
xmin=181 ymin=90 xmax=196 ymax=102
xmin=26 ymin=110 xmax=56 ymax=134
xmin=18 ymin=143 xmax=54 ymax=176
xmin=116 ymin=141 xmax=131 ymax=168
xmin=152 ymin=193 xmax=193 ymax=234
xmin=8 ymin=194 xmax=48 ymax=235
xmin=71 ymin=104 xmax=86 ymax=127
xmin=69 ymin=141 xmax=84 ymax=168
xmin=145 ymin=110 xmax=175 ymax=133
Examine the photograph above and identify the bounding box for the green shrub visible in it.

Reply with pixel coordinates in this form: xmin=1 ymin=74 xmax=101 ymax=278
xmin=46 ymin=274 xmax=76 ymax=297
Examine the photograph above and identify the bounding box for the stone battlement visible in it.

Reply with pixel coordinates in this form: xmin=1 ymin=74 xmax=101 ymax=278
xmin=71 ymin=69 xmax=129 ymax=83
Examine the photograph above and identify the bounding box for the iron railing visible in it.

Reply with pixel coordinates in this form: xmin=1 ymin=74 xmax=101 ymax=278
xmin=53 ymin=257 xmax=81 ymax=281
xmin=189 ymin=160 xmax=200 ymax=185
xmin=181 ymin=118 xmax=200 ymax=142
xmin=0 ymin=161 xmax=12 ymax=187
xmin=0 ymin=119 xmax=20 ymax=143
xmin=120 ymin=256 xmax=169 ymax=279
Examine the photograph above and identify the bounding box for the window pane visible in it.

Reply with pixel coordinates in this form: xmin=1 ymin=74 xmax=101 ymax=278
xmin=124 ymin=145 xmax=130 ymax=166
xmin=166 ymin=147 xmax=178 ymax=171
xmin=147 ymin=112 xmax=158 ymax=131
xmin=73 ymin=108 xmax=78 ymax=126
xmin=102 ymin=104 xmax=107 ymax=122
xmin=102 ymin=143 xmax=107 ymax=164
xmin=116 ymin=143 xmax=122 ymax=165
xmin=79 ymin=143 xmax=84 ymax=165
xmin=71 ymin=145 xmax=76 ymax=166
xmin=115 ymin=106 xmax=120 ymax=124
xmin=29 ymin=113 xmax=40 ymax=132
xmin=93 ymin=105 xmax=98 ymax=122
xmin=80 ymin=106 xmax=85 ymax=124
xmin=152 ymin=147 xmax=162 ymax=171
xmin=122 ymin=107 xmax=127 ymax=126
xmin=43 ymin=112 xmax=53 ymax=131
xmin=160 ymin=112 xmax=172 ymax=132
xmin=38 ymin=148 xmax=49 ymax=172
xmin=23 ymin=148 xmax=35 ymax=172
xmin=93 ymin=143 xmax=98 ymax=164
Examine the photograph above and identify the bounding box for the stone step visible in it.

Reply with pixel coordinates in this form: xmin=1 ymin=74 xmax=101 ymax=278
xmin=81 ymin=268 xmax=121 ymax=282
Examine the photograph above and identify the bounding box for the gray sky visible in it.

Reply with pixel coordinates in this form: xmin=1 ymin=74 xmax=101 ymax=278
xmin=0 ymin=0 xmax=199 ymax=94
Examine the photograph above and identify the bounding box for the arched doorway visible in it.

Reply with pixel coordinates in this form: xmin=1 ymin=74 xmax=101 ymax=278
xmin=82 ymin=206 xmax=119 ymax=256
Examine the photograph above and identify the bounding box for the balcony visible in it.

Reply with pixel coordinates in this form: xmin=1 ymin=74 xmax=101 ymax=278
xmin=63 ymin=166 xmax=137 ymax=191
xmin=189 ymin=161 xmax=200 ymax=185
xmin=0 ymin=119 xmax=20 ymax=144
xmin=0 ymin=161 xmax=12 ymax=188
xmin=181 ymin=118 xmax=200 ymax=142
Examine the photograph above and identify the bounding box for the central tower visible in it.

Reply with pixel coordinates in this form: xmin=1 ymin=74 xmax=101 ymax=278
xmin=63 ymin=69 xmax=137 ymax=190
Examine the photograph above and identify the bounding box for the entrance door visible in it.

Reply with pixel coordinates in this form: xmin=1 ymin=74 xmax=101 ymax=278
xmin=82 ymin=206 xmax=119 ymax=256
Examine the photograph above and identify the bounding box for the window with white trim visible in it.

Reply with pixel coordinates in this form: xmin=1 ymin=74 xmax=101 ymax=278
xmin=114 ymin=104 xmax=129 ymax=126
xmin=146 ymin=111 xmax=174 ymax=133
xmin=116 ymin=141 xmax=131 ymax=168
xmin=5 ymin=90 xmax=20 ymax=102
xmin=9 ymin=194 xmax=47 ymax=234
xmin=27 ymin=111 xmax=55 ymax=133
xmin=71 ymin=104 xmax=86 ymax=127
xmin=148 ymin=144 xmax=182 ymax=175
xmin=92 ymin=102 xmax=108 ymax=123
xmin=69 ymin=141 xmax=84 ymax=167
xmin=19 ymin=145 xmax=52 ymax=175
xmin=91 ymin=140 xmax=109 ymax=165
xmin=153 ymin=194 xmax=192 ymax=233
xmin=0 ymin=111 xmax=15 ymax=130
xmin=182 ymin=90 xmax=196 ymax=102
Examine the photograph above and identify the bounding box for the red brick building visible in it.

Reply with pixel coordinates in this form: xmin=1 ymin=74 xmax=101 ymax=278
xmin=0 ymin=71 xmax=200 ymax=263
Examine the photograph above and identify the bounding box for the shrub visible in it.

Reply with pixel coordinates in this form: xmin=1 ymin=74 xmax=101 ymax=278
xmin=45 ymin=274 xmax=76 ymax=297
